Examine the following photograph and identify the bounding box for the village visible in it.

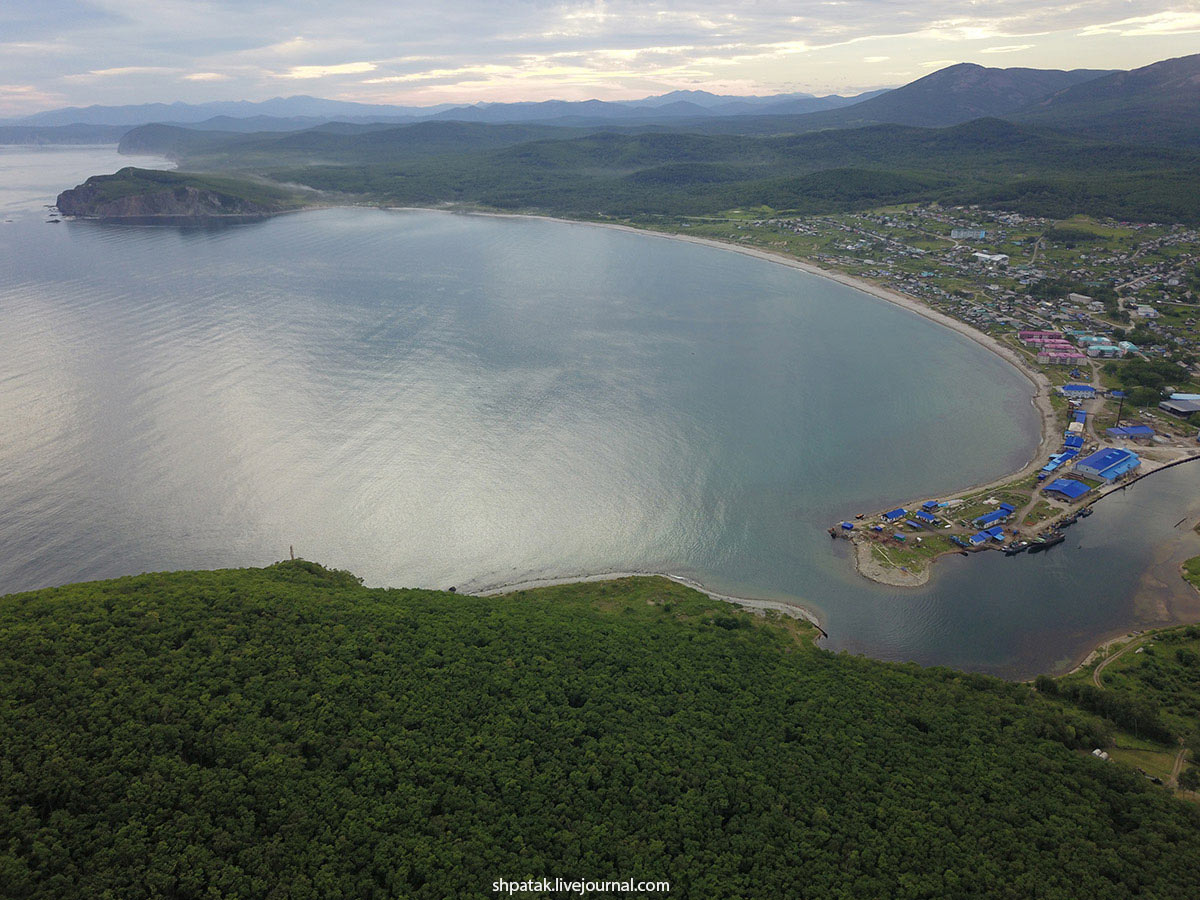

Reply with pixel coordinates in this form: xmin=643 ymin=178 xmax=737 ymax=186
xmin=665 ymin=204 xmax=1200 ymax=580
xmin=694 ymin=204 xmax=1200 ymax=369
xmin=830 ymin=378 xmax=1200 ymax=582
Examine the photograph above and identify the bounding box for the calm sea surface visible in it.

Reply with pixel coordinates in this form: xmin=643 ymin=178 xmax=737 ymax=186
xmin=2 ymin=147 xmax=1198 ymax=678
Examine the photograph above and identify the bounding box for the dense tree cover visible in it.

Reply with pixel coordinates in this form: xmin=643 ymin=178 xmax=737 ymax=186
xmin=117 ymin=117 xmax=1200 ymax=224
xmin=1055 ymin=682 xmax=1175 ymax=744
xmin=2 ymin=563 xmax=1199 ymax=899
xmin=1104 ymin=357 xmax=1189 ymax=391
xmin=57 ymin=167 xmax=306 ymax=210
xmin=1082 ymin=624 xmax=1200 ymax=753
xmin=1027 ymin=277 xmax=1116 ymax=304
xmin=1044 ymin=226 xmax=1105 ymax=245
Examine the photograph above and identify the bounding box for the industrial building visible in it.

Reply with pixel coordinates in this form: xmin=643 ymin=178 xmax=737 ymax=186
xmin=1106 ymin=425 xmax=1154 ymax=439
xmin=1043 ymin=478 xmax=1091 ymax=500
xmin=1073 ymin=448 xmax=1140 ymax=481
xmin=1160 ymin=398 xmax=1200 ymax=417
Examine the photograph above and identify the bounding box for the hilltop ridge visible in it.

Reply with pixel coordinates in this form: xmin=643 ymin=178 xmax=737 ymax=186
xmin=0 ymin=562 xmax=1198 ymax=898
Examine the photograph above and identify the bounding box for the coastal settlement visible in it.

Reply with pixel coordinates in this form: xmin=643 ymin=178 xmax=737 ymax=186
xmin=631 ymin=205 xmax=1200 ymax=586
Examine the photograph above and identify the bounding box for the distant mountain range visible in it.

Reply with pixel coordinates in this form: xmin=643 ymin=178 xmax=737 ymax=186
xmin=0 ymin=88 xmax=886 ymax=131
xmin=3 ymin=96 xmax=450 ymax=128
xmin=6 ymin=53 xmax=1198 ymax=153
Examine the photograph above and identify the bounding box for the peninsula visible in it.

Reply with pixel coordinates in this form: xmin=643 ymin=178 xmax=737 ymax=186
xmin=55 ymin=167 xmax=309 ymax=221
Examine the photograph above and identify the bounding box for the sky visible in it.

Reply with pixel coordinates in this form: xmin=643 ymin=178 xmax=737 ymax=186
xmin=1 ymin=1 xmax=1199 ymax=115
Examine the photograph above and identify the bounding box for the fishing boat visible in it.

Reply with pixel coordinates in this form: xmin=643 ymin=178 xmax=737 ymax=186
xmin=1004 ymin=541 xmax=1029 ymax=556
xmin=1027 ymin=531 xmax=1065 ymax=553
xmin=1079 ymin=507 xmax=1093 ymax=518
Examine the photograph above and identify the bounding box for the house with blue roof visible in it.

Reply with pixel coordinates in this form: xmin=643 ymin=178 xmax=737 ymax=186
xmin=1059 ymin=384 xmax=1096 ymax=399
xmin=1064 ymin=435 xmax=1085 ymax=449
xmin=913 ymin=510 xmax=938 ymax=525
xmin=1074 ymin=448 xmax=1140 ymax=481
xmin=1041 ymin=450 xmax=1078 ymax=473
xmin=972 ymin=503 xmax=1015 ymax=528
xmin=968 ymin=527 xmax=1005 ymax=545
xmin=883 ymin=508 xmax=907 ymax=521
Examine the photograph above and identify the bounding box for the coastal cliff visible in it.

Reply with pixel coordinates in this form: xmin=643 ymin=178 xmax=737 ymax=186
xmin=55 ymin=167 xmax=304 ymax=220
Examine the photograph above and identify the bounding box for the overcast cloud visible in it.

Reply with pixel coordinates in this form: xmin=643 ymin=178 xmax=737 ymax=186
xmin=1 ymin=0 xmax=1198 ymax=114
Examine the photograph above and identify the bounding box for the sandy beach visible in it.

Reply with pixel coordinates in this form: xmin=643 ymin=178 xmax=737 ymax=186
xmin=409 ymin=207 xmax=1200 ymax=667
xmin=478 ymin=212 xmax=1063 ymax=587
xmin=467 ymin=209 xmax=1061 ymax=492
xmin=473 ymin=569 xmax=827 ymax=635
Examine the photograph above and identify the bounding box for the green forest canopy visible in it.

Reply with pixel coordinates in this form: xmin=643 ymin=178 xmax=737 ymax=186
xmin=1 ymin=562 xmax=1199 ymax=899
xmin=119 ymin=117 xmax=1200 ymax=224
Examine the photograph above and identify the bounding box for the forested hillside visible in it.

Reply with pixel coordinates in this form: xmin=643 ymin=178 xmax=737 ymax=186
xmin=110 ymin=117 xmax=1200 ymax=225
xmin=2 ymin=562 xmax=1199 ymax=899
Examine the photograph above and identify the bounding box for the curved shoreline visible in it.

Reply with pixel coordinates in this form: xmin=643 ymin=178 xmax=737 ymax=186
xmin=447 ymin=209 xmax=1200 ymax=673
xmin=472 ymin=569 xmax=828 ymax=637
xmin=38 ymin=193 xmax=1200 ymax=678
xmin=456 ymin=209 xmax=1057 ymax=587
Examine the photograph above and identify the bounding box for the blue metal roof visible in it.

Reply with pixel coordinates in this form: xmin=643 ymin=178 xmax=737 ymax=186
xmin=1044 ymin=478 xmax=1091 ymax=499
xmin=1064 ymin=435 xmax=1084 ymax=448
xmin=1042 ymin=450 xmax=1078 ymax=472
xmin=1076 ymin=447 xmax=1139 ymax=479
xmin=883 ymin=508 xmax=907 ymax=521
xmin=1107 ymin=425 xmax=1154 ymax=437
xmin=913 ymin=511 xmax=937 ymax=523
xmin=973 ymin=510 xmax=1010 ymax=527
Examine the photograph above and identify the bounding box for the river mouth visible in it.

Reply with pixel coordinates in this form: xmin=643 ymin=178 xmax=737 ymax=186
xmin=6 ymin=155 xmax=1190 ymax=678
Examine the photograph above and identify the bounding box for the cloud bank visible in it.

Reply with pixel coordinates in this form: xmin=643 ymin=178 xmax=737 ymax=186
xmin=1 ymin=0 xmax=1197 ymax=114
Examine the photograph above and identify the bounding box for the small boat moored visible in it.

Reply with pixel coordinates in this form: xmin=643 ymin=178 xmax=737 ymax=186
xmin=1027 ymin=531 xmax=1066 ymax=553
